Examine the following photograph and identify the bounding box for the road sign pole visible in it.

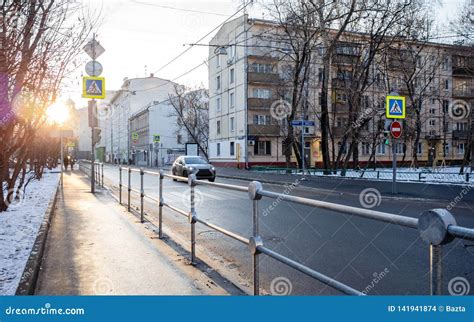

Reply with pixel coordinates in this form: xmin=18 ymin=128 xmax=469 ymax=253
xmin=392 ymin=121 xmax=397 ymax=195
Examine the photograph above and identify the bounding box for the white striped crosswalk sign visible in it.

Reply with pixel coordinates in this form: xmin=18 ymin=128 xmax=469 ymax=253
xmin=386 ymin=96 xmax=406 ymax=119
xmin=83 ymin=77 xmax=105 ymax=99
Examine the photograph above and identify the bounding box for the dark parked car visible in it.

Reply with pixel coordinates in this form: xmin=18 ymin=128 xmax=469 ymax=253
xmin=171 ymin=156 xmax=216 ymax=182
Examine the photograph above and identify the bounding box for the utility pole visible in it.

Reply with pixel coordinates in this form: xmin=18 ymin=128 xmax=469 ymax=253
xmin=83 ymin=32 xmax=105 ymax=193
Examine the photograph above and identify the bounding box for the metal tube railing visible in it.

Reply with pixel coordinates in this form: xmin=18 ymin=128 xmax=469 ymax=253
xmin=106 ymin=164 xmax=474 ymax=296
xmin=259 ymin=190 xmax=418 ymax=229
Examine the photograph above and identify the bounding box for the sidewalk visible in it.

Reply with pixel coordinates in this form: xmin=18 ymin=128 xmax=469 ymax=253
xmin=35 ymin=171 xmax=241 ymax=295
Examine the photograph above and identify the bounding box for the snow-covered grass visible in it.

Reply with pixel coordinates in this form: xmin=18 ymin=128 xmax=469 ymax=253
xmin=255 ymin=166 xmax=473 ymax=185
xmin=0 ymin=171 xmax=59 ymax=295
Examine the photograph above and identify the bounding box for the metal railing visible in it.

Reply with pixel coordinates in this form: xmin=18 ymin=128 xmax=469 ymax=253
xmin=85 ymin=163 xmax=474 ymax=296
xmin=78 ymin=160 xmax=104 ymax=188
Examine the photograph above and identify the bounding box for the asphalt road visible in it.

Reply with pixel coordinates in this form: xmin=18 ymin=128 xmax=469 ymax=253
xmin=98 ymin=164 xmax=474 ymax=295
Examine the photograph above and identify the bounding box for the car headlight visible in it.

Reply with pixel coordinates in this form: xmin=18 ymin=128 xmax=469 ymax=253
xmin=211 ymin=166 xmax=216 ymax=171
xmin=188 ymin=167 xmax=194 ymax=172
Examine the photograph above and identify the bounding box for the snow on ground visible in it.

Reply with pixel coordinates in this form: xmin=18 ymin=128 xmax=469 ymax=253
xmin=0 ymin=171 xmax=60 ymax=295
xmin=256 ymin=167 xmax=473 ymax=185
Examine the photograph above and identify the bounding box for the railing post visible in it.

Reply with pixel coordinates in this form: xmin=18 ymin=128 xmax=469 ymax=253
xmin=188 ymin=173 xmax=197 ymax=264
xmin=248 ymin=181 xmax=263 ymax=296
xmin=101 ymin=163 xmax=104 ymax=187
xmin=466 ymin=173 xmax=469 ymax=183
xmin=159 ymin=169 xmax=164 ymax=239
xmin=119 ymin=167 xmax=122 ymax=205
xmin=418 ymin=209 xmax=457 ymax=295
xmin=128 ymin=168 xmax=131 ymax=212
xmin=140 ymin=168 xmax=144 ymax=223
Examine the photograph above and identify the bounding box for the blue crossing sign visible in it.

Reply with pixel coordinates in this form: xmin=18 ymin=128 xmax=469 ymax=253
xmin=83 ymin=77 xmax=105 ymax=99
xmin=386 ymin=96 xmax=406 ymax=119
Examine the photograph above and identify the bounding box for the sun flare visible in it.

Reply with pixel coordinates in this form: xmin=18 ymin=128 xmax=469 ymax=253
xmin=46 ymin=103 xmax=70 ymax=125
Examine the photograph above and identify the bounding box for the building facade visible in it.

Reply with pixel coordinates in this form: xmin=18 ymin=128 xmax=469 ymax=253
xmin=208 ymin=15 xmax=473 ymax=168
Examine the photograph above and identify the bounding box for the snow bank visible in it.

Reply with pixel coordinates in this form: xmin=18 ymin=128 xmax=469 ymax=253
xmin=0 ymin=171 xmax=59 ymax=295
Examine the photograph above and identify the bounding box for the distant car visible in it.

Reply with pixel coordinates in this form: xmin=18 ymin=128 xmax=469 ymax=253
xmin=172 ymin=156 xmax=216 ymax=182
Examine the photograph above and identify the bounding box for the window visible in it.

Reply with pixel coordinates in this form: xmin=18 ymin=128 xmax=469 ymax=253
xmin=444 ymin=143 xmax=450 ymax=155
xmin=429 ymin=119 xmax=436 ymax=126
xmin=253 ymin=115 xmax=271 ymax=125
xmin=361 ymin=142 xmax=370 ymax=155
xmin=216 ymin=97 xmax=221 ymax=111
xmin=444 ymin=79 xmax=449 ymax=90
xmin=458 ymin=143 xmax=465 ymax=155
xmin=318 ymin=68 xmax=324 ymax=82
xmin=230 ymin=68 xmax=235 ymax=84
xmin=429 ymin=108 xmax=436 ymax=115
xmin=229 ymin=92 xmax=235 ymax=108
xmin=216 ymin=120 xmax=221 ymax=135
xmin=442 ymin=100 xmax=449 ymax=113
xmin=442 ymin=57 xmax=449 ymax=70
xmin=456 ymin=122 xmax=467 ymax=131
xmin=216 ymin=54 xmax=220 ymax=67
xmin=255 ymin=141 xmax=271 ymax=155
xmin=377 ymin=143 xmax=386 ymax=155
xmin=252 ymin=88 xmax=271 ymax=99
xmin=336 ymin=93 xmax=347 ymax=102
xmin=217 ymin=143 xmax=221 ymax=156
xmin=177 ymin=134 xmax=182 ymax=144
xmin=417 ymin=142 xmax=423 ymax=154
xmin=250 ymin=63 xmax=273 ymax=73
xmin=230 ymin=117 xmax=235 ymax=132
xmin=216 ymin=76 xmax=221 ymax=90
xmin=230 ymin=142 xmax=235 ymax=156
xmin=395 ymin=143 xmax=405 ymax=154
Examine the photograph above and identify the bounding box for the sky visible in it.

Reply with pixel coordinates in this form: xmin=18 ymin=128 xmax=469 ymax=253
xmin=62 ymin=0 xmax=466 ymax=108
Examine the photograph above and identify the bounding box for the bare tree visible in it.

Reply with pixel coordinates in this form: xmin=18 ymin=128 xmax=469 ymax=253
xmin=450 ymin=0 xmax=474 ymax=45
xmin=169 ymin=85 xmax=210 ymax=159
xmin=262 ymin=0 xmax=358 ymax=170
xmin=0 ymin=0 xmax=95 ymax=212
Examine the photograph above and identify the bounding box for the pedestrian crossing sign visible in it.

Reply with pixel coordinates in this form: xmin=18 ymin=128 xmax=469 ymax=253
xmin=83 ymin=77 xmax=105 ymax=99
xmin=386 ymin=95 xmax=406 ymax=119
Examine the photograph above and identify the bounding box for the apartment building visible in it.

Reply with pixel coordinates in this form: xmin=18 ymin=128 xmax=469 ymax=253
xmin=105 ymin=75 xmax=177 ymax=164
xmin=208 ymin=15 xmax=473 ymax=168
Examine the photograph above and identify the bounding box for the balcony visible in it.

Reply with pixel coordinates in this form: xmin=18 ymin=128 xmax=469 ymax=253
xmin=452 ymin=88 xmax=474 ymax=98
xmin=453 ymin=130 xmax=469 ymax=140
xmin=425 ymin=134 xmax=442 ymax=141
xmin=333 ymin=54 xmax=359 ymax=66
xmin=452 ymin=55 xmax=474 ymax=76
xmin=248 ymin=124 xmax=280 ymax=136
xmin=248 ymin=98 xmax=275 ymax=110
xmin=248 ymin=72 xmax=281 ymax=84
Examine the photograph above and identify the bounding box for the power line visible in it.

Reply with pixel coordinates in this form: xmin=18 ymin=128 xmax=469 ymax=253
xmin=152 ymin=1 xmax=251 ymax=74
xmin=130 ymin=0 xmax=229 ymax=17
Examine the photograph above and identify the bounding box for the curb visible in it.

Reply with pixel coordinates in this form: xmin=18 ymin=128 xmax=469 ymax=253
xmin=15 ymin=182 xmax=60 ymax=295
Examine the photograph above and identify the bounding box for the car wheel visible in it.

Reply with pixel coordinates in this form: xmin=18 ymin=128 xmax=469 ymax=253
xmin=209 ymin=177 xmax=215 ymax=182
xmin=172 ymin=169 xmax=177 ymax=181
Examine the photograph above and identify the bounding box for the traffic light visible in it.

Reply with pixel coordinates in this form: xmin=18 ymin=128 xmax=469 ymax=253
xmin=383 ymin=132 xmax=390 ymax=145
xmin=92 ymin=128 xmax=101 ymax=146
xmin=88 ymin=100 xmax=98 ymax=128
